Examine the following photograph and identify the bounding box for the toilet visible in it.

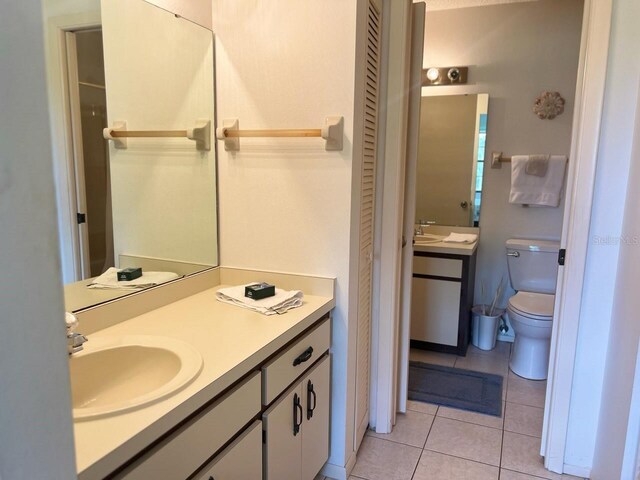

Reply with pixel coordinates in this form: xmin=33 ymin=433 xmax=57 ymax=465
xmin=505 ymin=238 xmax=559 ymax=380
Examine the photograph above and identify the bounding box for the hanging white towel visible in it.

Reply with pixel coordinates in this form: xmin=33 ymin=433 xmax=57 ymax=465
xmin=443 ymin=233 xmax=478 ymax=243
xmin=87 ymin=267 xmax=180 ymax=290
xmin=216 ymin=283 xmax=304 ymax=315
xmin=509 ymin=155 xmax=567 ymax=207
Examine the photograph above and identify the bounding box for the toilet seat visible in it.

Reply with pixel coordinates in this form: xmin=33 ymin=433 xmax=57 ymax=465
xmin=508 ymin=291 xmax=554 ymax=322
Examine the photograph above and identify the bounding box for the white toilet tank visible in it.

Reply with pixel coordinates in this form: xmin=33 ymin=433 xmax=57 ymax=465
xmin=506 ymin=239 xmax=560 ymax=294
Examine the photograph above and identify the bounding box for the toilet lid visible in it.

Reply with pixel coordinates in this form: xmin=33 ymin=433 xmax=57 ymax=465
xmin=509 ymin=291 xmax=555 ymax=318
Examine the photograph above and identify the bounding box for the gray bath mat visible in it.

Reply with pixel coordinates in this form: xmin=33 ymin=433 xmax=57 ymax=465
xmin=408 ymin=361 xmax=503 ymax=417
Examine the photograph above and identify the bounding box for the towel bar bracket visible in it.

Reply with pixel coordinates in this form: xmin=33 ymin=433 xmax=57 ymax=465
xmin=492 ymin=151 xmax=509 ymax=169
xmin=216 ymin=116 xmax=344 ymax=152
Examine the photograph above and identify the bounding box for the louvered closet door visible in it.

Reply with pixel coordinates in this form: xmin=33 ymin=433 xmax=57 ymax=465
xmin=355 ymin=0 xmax=381 ymax=450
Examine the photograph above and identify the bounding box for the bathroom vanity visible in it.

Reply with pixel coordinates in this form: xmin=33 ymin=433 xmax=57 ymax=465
xmin=72 ymin=268 xmax=335 ymax=480
xmin=410 ymin=236 xmax=477 ymax=356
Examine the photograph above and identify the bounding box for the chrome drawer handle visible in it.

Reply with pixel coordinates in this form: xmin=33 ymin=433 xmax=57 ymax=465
xmin=507 ymin=251 xmax=520 ymax=257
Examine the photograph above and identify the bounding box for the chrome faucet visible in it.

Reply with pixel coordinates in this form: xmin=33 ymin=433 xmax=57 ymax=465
xmin=66 ymin=312 xmax=88 ymax=355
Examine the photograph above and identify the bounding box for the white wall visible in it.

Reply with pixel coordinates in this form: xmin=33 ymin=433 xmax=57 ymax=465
xmin=421 ymin=0 xmax=583 ymax=302
xmin=591 ymin=75 xmax=640 ymax=479
xmin=0 ymin=1 xmax=76 ymax=478
xmin=211 ymin=0 xmax=359 ymax=471
xmin=564 ymin=0 xmax=640 ymax=471
xmin=102 ymin=0 xmax=218 ymax=268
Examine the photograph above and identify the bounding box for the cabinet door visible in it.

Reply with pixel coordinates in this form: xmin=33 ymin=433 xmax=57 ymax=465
xmin=301 ymin=355 xmax=330 ymax=480
xmin=263 ymin=384 xmax=302 ymax=480
xmin=410 ymin=277 xmax=461 ymax=346
xmin=196 ymin=420 xmax=262 ymax=480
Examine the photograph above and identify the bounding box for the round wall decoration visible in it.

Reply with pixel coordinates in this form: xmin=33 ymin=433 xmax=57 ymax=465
xmin=533 ymin=91 xmax=565 ymax=120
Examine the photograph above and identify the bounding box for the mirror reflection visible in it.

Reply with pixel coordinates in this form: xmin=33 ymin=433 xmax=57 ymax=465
xmin=415 ymin=93 xmax=488 ymax=227
xmin=57 ymin=0 xmax=218 ymax=312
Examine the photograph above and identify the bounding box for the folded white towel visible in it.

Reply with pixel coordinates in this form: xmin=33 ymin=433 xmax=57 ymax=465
xmin=509 ymin=155 xmax=567 ymax=207
xmin=443 ymin=233 xmax=478 ymax=243
xmin=87 ymin=267 xmax=180 ymax=290
xmin=216 ymin=283 xmax=304 ymax=315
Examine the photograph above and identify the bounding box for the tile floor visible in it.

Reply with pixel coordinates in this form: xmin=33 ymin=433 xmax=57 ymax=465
xmin=319 ymin=342 xmax=585 ymax=480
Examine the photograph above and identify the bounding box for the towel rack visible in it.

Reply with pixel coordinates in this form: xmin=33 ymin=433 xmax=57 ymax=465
xmin=216 ymin=116 xmax=344 ymax=151
xmin=491 ymin=151 xmax=568 ymax=169
xmin=491 ymin=151 xmax=512 ymax=168
xmin=103 ymin=120 xmax=211 ymax=151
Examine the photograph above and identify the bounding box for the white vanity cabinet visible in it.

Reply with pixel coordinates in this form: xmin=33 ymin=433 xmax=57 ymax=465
xmin=107 ymin=315 xmax=331 ymax=480
xmin=410 ymin=251 xmax=476 ymax=355
xmin=195 ymin=420 xmax=262 ymax=480
xmin=263 ymin=355 xmax=330 ymax=480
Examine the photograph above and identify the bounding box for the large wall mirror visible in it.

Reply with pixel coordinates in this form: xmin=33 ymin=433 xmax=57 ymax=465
xmin=416 ymin=93 xmax=488 ymax=227
xmin=61 ymin=0 xmax=218 ymax=312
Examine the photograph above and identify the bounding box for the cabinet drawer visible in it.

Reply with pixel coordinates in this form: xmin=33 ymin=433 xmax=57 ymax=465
xmin=115 ymin=372 xmax=261 ymax=479
xmin=413 ymin=255 xmax=462 ymax=279
xmin=262 ymin=318 xmax=330 ymax=405
xmin=194 ymin=420 xmax=262 ymax=480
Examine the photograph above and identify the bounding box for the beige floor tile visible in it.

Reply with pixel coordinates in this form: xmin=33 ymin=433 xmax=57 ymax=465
xmin=351 ymin=436 xmax=421 ymax=480
xmin=407 ymin=399 xmax=438 ymax=415
xmin=454 ymin=352 xmax=509 ymax=377
xmin=413 ymin=450 xmax=499 ymax=480
xmin=367 ymin=410 xmax=434 ymax=448
xmin=437 ymin=401 xmax=505 ymax=430
xmin=506 ymin=372 xmax=547 ymax=408
xmin=500 ymin=471 xmax=586 ymax=480
xmin=499 ymin=470 xmax=544 ymax=480
xmin=501 ymin=432 xmax=562 ymax=479
xmin=425 ymin=417 xmax=503 ymax=466
xmin=504 ymin=402 xmax=544 ymax=437
xmin=467 ymin=341 xmax=512 ymax=358
xmin=410 ymin=348 xmax=457 ymax=367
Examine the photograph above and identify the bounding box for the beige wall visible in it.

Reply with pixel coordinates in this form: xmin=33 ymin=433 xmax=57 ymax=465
xmin=421 ymin=0 xmax=584 ymax=302
xmin=212 ymin=0 xmax=359 ymax=470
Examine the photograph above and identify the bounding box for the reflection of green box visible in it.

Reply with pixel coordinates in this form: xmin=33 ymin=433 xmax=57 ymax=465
xmin=245 ymin=283 xmax=275 ymax=300
xmin=117 ymin=267 xmax=142 ymax=281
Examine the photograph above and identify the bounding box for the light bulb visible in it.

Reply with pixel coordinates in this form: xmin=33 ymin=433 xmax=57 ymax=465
xmin=426 ymin=68 xmax=440 ymax=81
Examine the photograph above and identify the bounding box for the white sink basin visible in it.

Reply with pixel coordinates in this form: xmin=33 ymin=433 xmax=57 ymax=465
xmin=414 ymin=233 xmax=445 ymax=245
xmin=69 ymin=335 xmax=203 ymax=421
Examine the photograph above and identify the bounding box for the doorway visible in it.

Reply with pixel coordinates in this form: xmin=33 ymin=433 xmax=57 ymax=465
xmin=64 ymin=28 xmax=114 ymax=279
xmin=368 ymin=0 xmax=613 ymax=476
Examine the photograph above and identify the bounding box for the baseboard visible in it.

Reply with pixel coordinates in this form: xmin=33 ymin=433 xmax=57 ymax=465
xmin=563 ymin=463 xmax=592 ymax=478
xmin=322 ymin=453 xmax=357 ymax=480
xmin=322 ymin=463 xmax=347 ymax=480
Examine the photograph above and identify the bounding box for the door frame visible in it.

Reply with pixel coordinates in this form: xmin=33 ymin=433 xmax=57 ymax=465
xmin=372 ymin=0 xmax=614 ymax=472
xmin=44 ymin=12 xmax=101 ymax=283
xmin=541 ymin=0 xmax=612 ymax=473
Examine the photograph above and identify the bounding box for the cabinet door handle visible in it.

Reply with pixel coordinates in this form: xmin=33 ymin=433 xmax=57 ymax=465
xmin=293 ymin=393 xmax=303 ymax=436
xmin=307 ymin=380 xmax=317 ymax=420
xmin=293 ymin=346 xmax=314 ymax=367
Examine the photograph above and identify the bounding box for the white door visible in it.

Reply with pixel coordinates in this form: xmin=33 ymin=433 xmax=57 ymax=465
xmin=354 ymin=0 xmax=382 ymax=449
xmin=397 ymin=1 xmax=426 ymax=412
xmin=301 ymin=356 xmax=330 ymax=480
xmin=263 ymin=384 xmax=302 ymax=480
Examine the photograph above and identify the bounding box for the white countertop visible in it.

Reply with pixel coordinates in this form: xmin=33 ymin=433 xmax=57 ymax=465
xmin=74 ymin=284 xmax=334 ymax=479
xmin=413 ymin=240 xmax=478 ymax=256
xmin=412 ymin=225 xmax=479 ymax=256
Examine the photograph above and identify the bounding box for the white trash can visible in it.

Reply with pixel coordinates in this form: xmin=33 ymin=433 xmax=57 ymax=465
xmin=471 ymin=305 xmax=505 ymax=351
